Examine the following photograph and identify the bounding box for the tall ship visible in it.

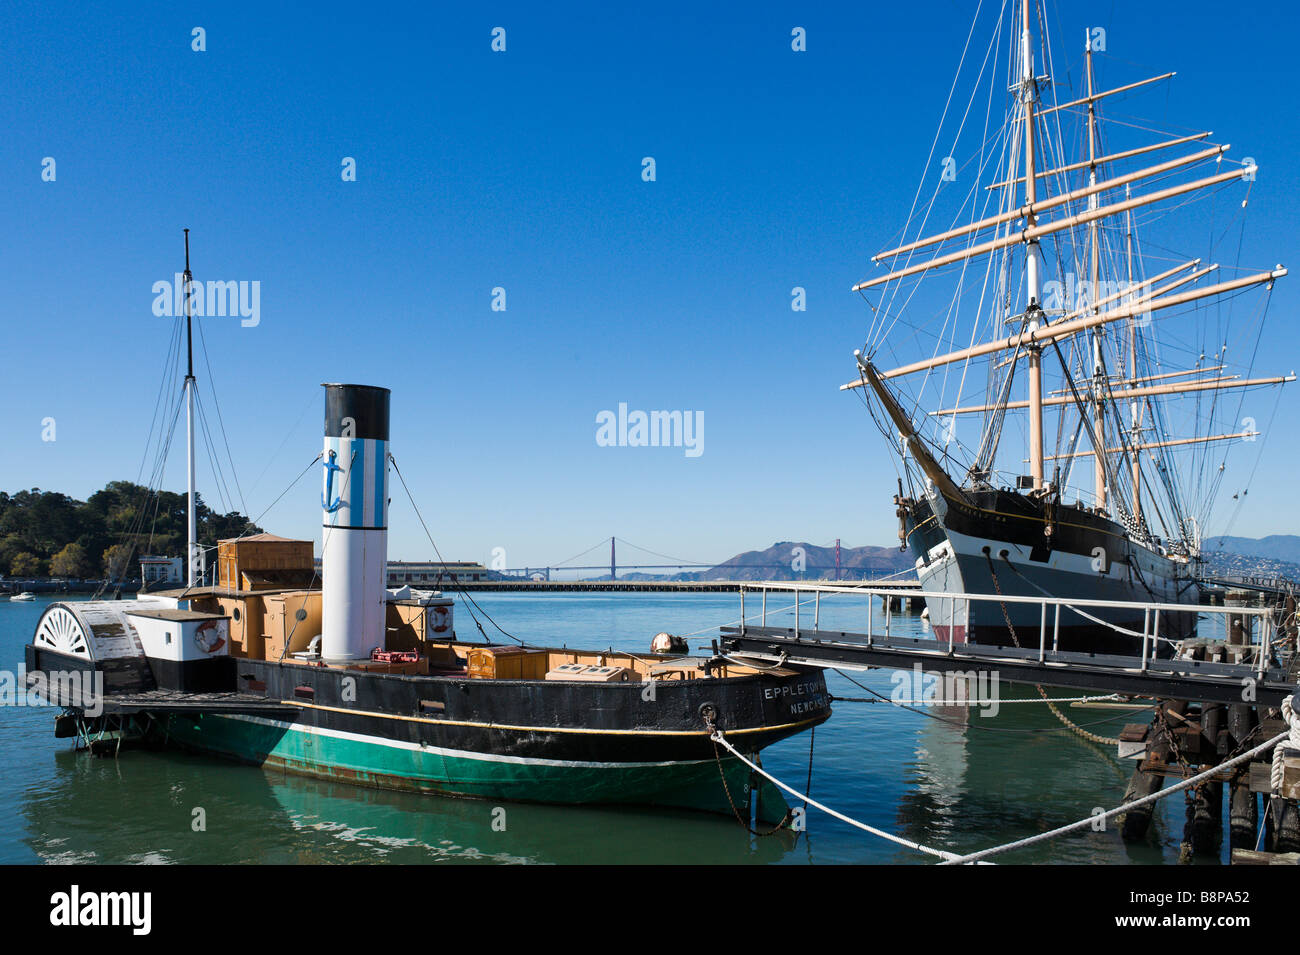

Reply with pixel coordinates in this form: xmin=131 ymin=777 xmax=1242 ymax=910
xmin=848 ymin=0 xmax=1290 ymax=655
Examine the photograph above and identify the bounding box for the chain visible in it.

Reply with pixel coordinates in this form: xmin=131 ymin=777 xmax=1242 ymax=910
xmin=984 ymin=551 xmax=1121 ymax=746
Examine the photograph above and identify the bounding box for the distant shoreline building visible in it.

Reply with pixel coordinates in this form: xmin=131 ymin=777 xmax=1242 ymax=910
xmin=311 ymin=558 xmax=490 ymax=587
xmin=139 ymin=555 xmax=183 ymax=585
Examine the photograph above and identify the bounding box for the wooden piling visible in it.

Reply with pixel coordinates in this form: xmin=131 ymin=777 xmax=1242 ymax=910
xmin=1229 ymin=780 xmax=1258 ymax=850
xmin=1285 ymin=594 xmax=1298 ymax=652
xmin=1228 ymin=701 xmax=1259 ymax=850
xmin=1189 ymin=774 xmax=1223 ymax=855
xmin=1188 ymin=702 xmax=1225 ymax=854
xmin=1276 ymin=800 xmax=1300 ymax=853
xmin=1120 ymin=699 xmax=1188 ymax=842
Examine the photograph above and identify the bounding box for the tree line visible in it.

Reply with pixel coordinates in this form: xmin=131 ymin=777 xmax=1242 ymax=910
xmin=0 ymin=482 xmax=261 ymax=579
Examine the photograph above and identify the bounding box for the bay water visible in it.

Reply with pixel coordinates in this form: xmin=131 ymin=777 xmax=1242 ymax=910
xmin=0 ymin=591 xmax=1218 ymax=864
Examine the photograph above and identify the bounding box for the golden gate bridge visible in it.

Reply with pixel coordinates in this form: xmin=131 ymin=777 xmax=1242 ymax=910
xmin=499 ymin=536 xmax=853 ymax=581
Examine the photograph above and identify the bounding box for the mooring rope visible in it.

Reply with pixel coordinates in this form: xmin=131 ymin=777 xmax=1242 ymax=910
xmin=709 ymin=727 xmax=974 ymax=863
xmin=939 ymin=729 xmax=1290 ymax=865
xmin=715 ymin=692 xmax=1293 ymax=863
xmin=1270 ymin=695 xmax=1300 ymax=793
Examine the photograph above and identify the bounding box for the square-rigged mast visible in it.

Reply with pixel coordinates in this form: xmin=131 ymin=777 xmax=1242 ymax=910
xmin=846 ymin=0 xmax=1289 ymax=555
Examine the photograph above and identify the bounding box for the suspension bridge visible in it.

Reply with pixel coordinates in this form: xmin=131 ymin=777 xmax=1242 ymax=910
xmin=491 ymin=536 xmax=906 ymax=585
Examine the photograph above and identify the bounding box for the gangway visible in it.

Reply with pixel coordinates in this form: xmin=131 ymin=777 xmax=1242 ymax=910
xmin=719 ymin=582 xmax=1296 ymax=708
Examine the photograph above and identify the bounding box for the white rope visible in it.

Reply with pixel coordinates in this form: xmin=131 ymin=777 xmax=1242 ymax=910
xmin=710 ymin=729 xmax=978 ymax=863
xmin=941 ymin=729 xmax=1290 ymax=865
xmin=1270 ymin=696 xmax=1300 ymax=792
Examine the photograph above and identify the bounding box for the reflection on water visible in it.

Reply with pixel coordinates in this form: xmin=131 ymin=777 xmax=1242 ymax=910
xmin=2 ymin=592 xmax=1210 ymax=864
xmin=22 ymin=747 xmax=794 ymax=865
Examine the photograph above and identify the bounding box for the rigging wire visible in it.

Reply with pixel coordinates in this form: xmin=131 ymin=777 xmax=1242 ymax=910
xmin=388 ymin=455 xmax=524 ymax=646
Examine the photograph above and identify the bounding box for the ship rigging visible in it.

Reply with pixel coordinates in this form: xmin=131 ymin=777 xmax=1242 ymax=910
xmin=845 ymin=0 xmax=1290 ymax=652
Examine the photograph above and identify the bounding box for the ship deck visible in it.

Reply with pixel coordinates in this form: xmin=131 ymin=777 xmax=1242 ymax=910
xmin=26 ymin=671 xmax=301 ymax=717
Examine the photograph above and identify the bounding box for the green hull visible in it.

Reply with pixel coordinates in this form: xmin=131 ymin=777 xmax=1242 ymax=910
xmin=159 ymin=712 xmax=792 ymax=824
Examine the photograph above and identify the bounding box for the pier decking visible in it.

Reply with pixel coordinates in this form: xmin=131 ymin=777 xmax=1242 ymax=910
xmin=437 ymin=578 xmax=921 ymax=594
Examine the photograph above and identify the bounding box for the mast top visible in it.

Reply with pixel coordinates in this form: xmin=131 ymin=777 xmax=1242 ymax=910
xmin=183 ymin=228 xmax=194 ymax=382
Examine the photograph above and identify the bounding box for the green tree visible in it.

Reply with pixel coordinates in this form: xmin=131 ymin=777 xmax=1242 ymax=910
xmin=0 ymin=481 xmax=261 ymax=577
xmin=50 ymin=542 xmax=92 ymax=578
xmin=102 ymin=542 xmax=134 ymax=579
xmin=0 ymin=535 xmax=25 ymax=575
xmin=10 ymin=552 xmax=42 ymax=577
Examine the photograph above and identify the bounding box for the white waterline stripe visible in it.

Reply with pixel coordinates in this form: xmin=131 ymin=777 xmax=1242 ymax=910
xmin=217 ymin=713 xmax=718 ymax=769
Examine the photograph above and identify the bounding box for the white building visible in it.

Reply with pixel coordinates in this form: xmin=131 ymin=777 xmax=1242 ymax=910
xmin=140 ymin=555 xmax=183 ymax=585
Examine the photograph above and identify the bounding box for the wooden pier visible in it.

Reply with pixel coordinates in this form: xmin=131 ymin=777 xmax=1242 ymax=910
xmin=437 ymin=578 xmax=921 ymax=595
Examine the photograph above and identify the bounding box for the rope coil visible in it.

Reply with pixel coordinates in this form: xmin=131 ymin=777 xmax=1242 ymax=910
xmin=1271 ymin=694 xmax=1300 ymax=793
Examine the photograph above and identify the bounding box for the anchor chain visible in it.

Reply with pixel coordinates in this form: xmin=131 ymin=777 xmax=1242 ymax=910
xmin=701 ymin=704 xmax=793 ymax=837
xmin=984 ymin=551 xmax=1121 ymax=746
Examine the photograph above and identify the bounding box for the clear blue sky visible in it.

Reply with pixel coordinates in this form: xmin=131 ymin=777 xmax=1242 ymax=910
xmin=2 ymin=0 xmax=1296 ymax=568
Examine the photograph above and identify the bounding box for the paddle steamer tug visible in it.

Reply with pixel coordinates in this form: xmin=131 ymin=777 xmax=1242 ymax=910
xmin=26 ymin=377 xmax=829 ymax=821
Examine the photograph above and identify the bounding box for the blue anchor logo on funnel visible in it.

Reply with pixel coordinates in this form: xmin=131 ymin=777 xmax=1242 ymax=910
xmin=322 ymin=450 xmax=346 ymax=513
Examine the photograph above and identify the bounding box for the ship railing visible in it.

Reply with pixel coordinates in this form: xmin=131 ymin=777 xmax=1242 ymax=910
xmin=736 ymin=581 xmax=1279 ymax=680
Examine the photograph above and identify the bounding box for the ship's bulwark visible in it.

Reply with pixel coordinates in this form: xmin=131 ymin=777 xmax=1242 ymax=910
xmin=148 ymin=657 xmax=830 ymax=822
xmin=904 ymin=488 xmax=1199 ymax=655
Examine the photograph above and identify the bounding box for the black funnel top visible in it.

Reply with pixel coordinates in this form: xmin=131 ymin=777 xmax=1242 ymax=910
xmin=323 ymin=383 xmax=390 ymax=440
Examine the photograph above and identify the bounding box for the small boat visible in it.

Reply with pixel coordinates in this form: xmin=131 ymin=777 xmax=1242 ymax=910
xmin=24 ymin=234 xmax=830 ymax=822
xmin=11 ymin=592 xmax=36 ymax=602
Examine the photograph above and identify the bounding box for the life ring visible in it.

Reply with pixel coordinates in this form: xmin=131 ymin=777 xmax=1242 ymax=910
xmin=430 ymin=605 xmax=451 ymax=634
xmin=194 ymin=620 xmax=226 ymax=654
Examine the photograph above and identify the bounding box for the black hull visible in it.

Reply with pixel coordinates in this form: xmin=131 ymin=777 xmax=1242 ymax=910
xmin=26 ymin=644 xmax=831 ymax=815
xmin=902 ymin=488 xmax=1199 ymax=656
xmin=216 ymin=657 xmax=832 ymax=763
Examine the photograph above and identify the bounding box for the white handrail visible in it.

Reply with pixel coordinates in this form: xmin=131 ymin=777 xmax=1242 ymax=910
xmin=736 ymin=580 xmax=1281 ymax=677
xmin=738 ymin=580 xmax=1273 ymax=619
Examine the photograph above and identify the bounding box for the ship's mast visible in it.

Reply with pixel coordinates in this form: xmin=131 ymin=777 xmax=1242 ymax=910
xmin=1126 ymin=192 xmax=1142 ymax=525
xmin=1086 ymin=35 xmax=1106 ymax=511
xmin=1021 ymin=0 xmax=1045 ymax=490
xmin=183 ymin=229 xmax=199 ymax=588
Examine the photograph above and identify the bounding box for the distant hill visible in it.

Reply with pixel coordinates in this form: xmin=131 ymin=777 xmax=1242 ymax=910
xmin=554 ymin=534 xmax=1300 ymax=585
xmin=689 ymin=540 xmax=913 ymax=582
xmin=1204 ymin=535 xmax=1300 ymax=565
xmin=686 ymin=534 xmax=1300 ymax=584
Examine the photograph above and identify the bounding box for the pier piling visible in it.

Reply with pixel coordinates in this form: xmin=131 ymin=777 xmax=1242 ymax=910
xmin=1120 ymin=700 xmax=1187 ymax=842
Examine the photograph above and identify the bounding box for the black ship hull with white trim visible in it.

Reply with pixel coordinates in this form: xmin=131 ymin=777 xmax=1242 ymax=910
xmin=902 ymin=486 xmax=1198 ymax=655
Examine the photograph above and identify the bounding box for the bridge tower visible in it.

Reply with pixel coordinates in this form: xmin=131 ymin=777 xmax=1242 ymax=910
xmin=835 ymin=538 xmax=841 ymax=581
xmin=610 ymin=537 xmax=616 ymax=581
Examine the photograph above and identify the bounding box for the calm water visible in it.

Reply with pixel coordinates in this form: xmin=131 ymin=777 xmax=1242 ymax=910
xmin=0 ymin=591 xmax=1221 ymax=864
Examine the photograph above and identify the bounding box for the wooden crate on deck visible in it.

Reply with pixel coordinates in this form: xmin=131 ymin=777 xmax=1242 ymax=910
xmin=467 ymin=646 xmax=549 ymax=680
xmin=217 ymin=534 xmax=314 ymax=591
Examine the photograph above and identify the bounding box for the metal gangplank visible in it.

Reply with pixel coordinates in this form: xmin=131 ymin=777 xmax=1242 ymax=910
xmin=720 ymin=583 xmax=1297 ymax=708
